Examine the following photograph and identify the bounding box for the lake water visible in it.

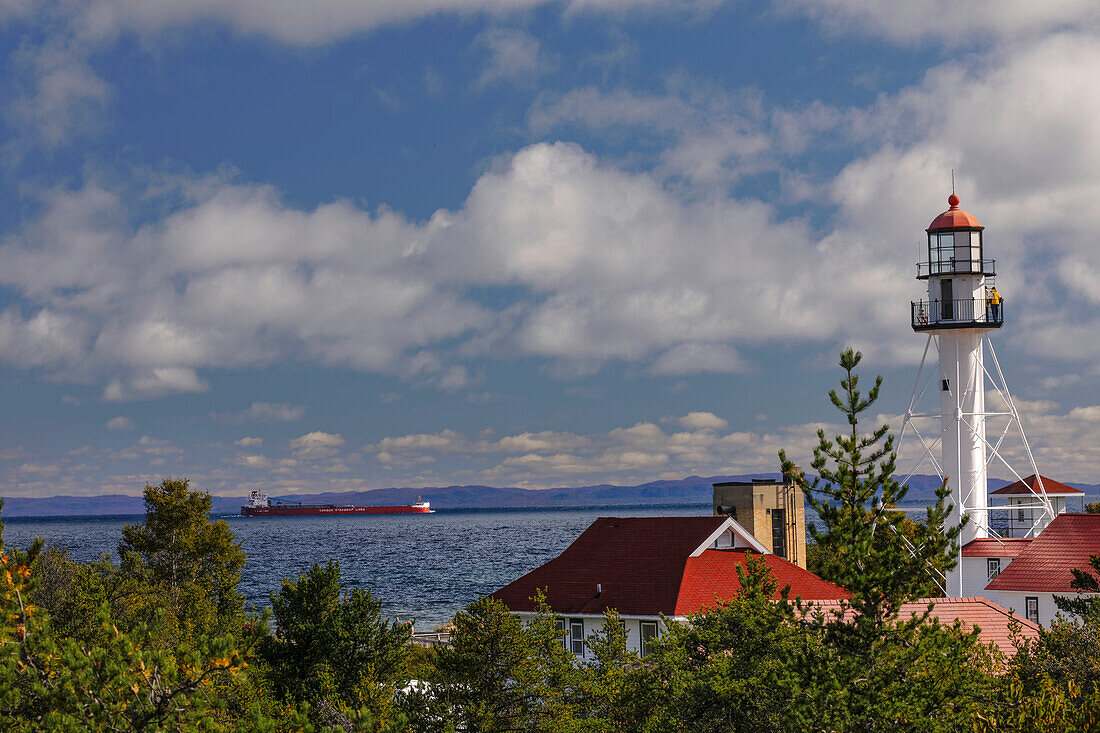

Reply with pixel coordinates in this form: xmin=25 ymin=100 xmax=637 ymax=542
xmin=7 ymin=498 xmax=1092 ymax=631
xmin=2 ymin=504 xmax=714 ymax=631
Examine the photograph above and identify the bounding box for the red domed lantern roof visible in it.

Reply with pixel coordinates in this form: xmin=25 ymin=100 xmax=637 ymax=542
xmin=928 ymin=194 xmax=983 ymax=231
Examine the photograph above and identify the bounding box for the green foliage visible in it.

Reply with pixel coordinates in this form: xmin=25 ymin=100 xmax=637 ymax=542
xmin=780 ymin=348 xmax=960 ymax=632
xmin=778 ymin=348 xmax=993 ymax=730
xmin=977 ymin=674 xmax=1100 ymax=731
xmin=1012 ymin=615 xmax=1100 ymax=699
xmin=630 ymin=554 xmax=802 ymax=732
xmin=118 ymin=477 xmax=247 ymax=645
xmin=1055 ymin=553 xmax=1100 ymax=619
xmin=1085 ymin=503 xmax=1100 ymax=514
xmin=0 ymin=499 xmax=268 ymax=732
xmin=574 ymin=609 xmax=637 ymax=729
xmin=260 ymin=560 xmax=411 ymax=729
xmin=1009 ymin=553 xmax=1100 ymax=708
xmin=405 ymin=594 xmax=577 ymax=733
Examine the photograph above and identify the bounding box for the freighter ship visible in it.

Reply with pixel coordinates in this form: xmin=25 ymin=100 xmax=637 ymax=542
xmin=241 ymin=490 xmax=431 ymax=516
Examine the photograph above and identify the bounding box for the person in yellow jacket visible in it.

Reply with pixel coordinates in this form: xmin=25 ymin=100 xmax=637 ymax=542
xmin=988 ymin=286 xmax=1001 ymax=322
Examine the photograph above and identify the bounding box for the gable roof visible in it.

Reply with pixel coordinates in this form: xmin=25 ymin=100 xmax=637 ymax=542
xmin=990 ymin=474 xmax=1084 ymax=496
xmin=674 ymin=550 xmax=849 ymax=614
xmin=809 ymin=597 xmax=1038 ymax=657
xmin=985 ymin=513 xmax=1100 ymax=593
xmin=491 ymin=516 xmax=846 ymax=616
xmin=962 ymin=537 xmax=1033 ymax=558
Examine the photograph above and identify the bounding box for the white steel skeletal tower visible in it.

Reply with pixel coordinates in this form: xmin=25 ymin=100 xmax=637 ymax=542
xmin=899 ymin=194 xmax=1053 ymax=597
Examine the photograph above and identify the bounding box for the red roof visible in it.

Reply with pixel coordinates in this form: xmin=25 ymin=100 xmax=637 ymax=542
xmin=928 ymin=194 xmax=983 ymax=231
xmin=809 ymin=597 xmax=1039 ymax=657
xmin=990 ymin=474 xmax=1084 ymax=496
xmin=491 ymin=516 xmax=846 ymax=616
xmin=675 ymin=550 xmax=848 ymax=613
xmin=962 ymin=537 xmax=1033 ymax=558
xmin=986 ymin=513 xmax=1100 ymax=593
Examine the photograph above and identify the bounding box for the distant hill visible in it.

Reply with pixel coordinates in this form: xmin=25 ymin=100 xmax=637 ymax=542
xmin=4 ymin=474 xmax=1097 ymax=517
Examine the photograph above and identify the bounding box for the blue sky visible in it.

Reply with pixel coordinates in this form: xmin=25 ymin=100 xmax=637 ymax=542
xmin=2 ymin=0 xmax=1100 ymax=498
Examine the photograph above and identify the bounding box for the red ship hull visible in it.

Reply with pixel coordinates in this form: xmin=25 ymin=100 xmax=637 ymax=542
xmin=241 ymin=505 xmax=431 ymax=516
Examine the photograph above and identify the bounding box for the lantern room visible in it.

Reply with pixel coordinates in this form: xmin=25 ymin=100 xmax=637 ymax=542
xmin=911 ymin=194 xmax=1003 ymax=332
xmin=917 ymin=194 xmax=995 ymax=279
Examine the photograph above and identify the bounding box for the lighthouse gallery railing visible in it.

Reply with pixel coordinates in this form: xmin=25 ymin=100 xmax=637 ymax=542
xmin=911 ymin=298 xmax=1004 ymax=330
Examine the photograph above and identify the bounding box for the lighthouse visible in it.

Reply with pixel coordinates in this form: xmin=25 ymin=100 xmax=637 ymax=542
xmin=900 ymin=194 xmax=1053 ymax=597
xmin=911 ymin=194 xmax=998 ymax=549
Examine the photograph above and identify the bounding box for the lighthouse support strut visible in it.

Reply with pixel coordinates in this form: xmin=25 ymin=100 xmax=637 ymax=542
xmin=898 ymin=332 xmax=1054 ymax=567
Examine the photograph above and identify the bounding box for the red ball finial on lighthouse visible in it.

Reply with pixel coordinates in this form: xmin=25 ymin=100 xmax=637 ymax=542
xmin=928 ymin=193 xmax=982 ymax=230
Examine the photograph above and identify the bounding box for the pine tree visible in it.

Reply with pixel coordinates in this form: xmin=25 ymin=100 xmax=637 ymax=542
xmin=779 ymin=347 xmax=961 ymax=633
xmin=118 ymin=477 xmax=247 ymax=645
xmin=778 ymin=348 xmax=993 ymax=730
xmin=0 ymin=500 xmax=271 ymax=732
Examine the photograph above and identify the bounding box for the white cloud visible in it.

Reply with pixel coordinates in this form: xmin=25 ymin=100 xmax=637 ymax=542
xmin=667 ymin=411 xmax=729 ymax=431
xmin=650 ymin=342 xmax=747 ymax=375
xmin=18 ymin=462 xmax=61 ymax=477
xmin=289 ymin=430 xmax=346 ymax=457
xmin=777 ymin=0 xmax=1100 ymax=45
xmin=0 ymin=308 xmax=89 ymax=369
xmin=528 ymin=80 xmax=838 ymax=185
xmin=10 ymin=26 xmax=1100 ymax=398
xmin=235 ymin=454 xmax=271 ymax=468
xmin=85 ymin=0 xmax=709 ymax=46
xmin=6 ymin=35 xmax=113 ymax=148
xmin=376 ymin=429 xmax=468 ymax=453
xmin=0 ymin=144 xmax=850 ymax=393
xmin=2 ymin=0 xmax=712 ymax=146
xmin=103 ymin=367 xmax=210 ymax=401
xmin=364 ymin=413 xmax=819 ymax=488
xmin=475 ymin=27 xmax=557 ymax=88
xmin=104 ymin=415 xmax=135 ymax=430
xmin=235 ymin=436 xmax=263 ymax=447
xmin=214 ymin=402 xmax=308 ymax=424
xmin=134 ymin=435 xmax=183 ymax=456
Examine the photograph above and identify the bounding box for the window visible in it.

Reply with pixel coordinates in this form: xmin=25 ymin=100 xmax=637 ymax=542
xmin=771 ymin=509 xmax=787 ymax=559
xmin=555 ymin=618 xmax=567 ymax=651
xmin=928 ymin=231 xmax=982 ymax=274
xmin=987 ymin=558 xmax=1001 ymax=581
xmin=1026 ymin=597 xmax=1039 ymax=625
xmin=640 ymin=621 xmax=658 ymax=659
xmin=569 ymin=619 xmax=585 ymax=656
xmin=1017 ymin=505 xmax=1026 ymax=522
xmin=941 ymin=279 xmax=954 ymax=319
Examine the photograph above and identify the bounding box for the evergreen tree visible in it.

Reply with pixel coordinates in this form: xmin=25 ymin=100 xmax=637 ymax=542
xmin=0 ymin=500 xmax=274 ymax=732
xmin=118 ymin=477 xmax=247 ymax=644
xmin=1011 ymin=554 xmax=1100 ymax=704
xmin=627 ymin=554 xmax=803 ymax=733
xmin=778 ymin=348 xmax=993 ymax=730
xmin=406 ymin=595 xmax=575 ymax=733
xmin=574 ymin=608 xmax=637 ymax=729
xmin=779 ymin=347 xmax=961 ymax=634
xmin=260 ymin=560 xmax=411 ymax=730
